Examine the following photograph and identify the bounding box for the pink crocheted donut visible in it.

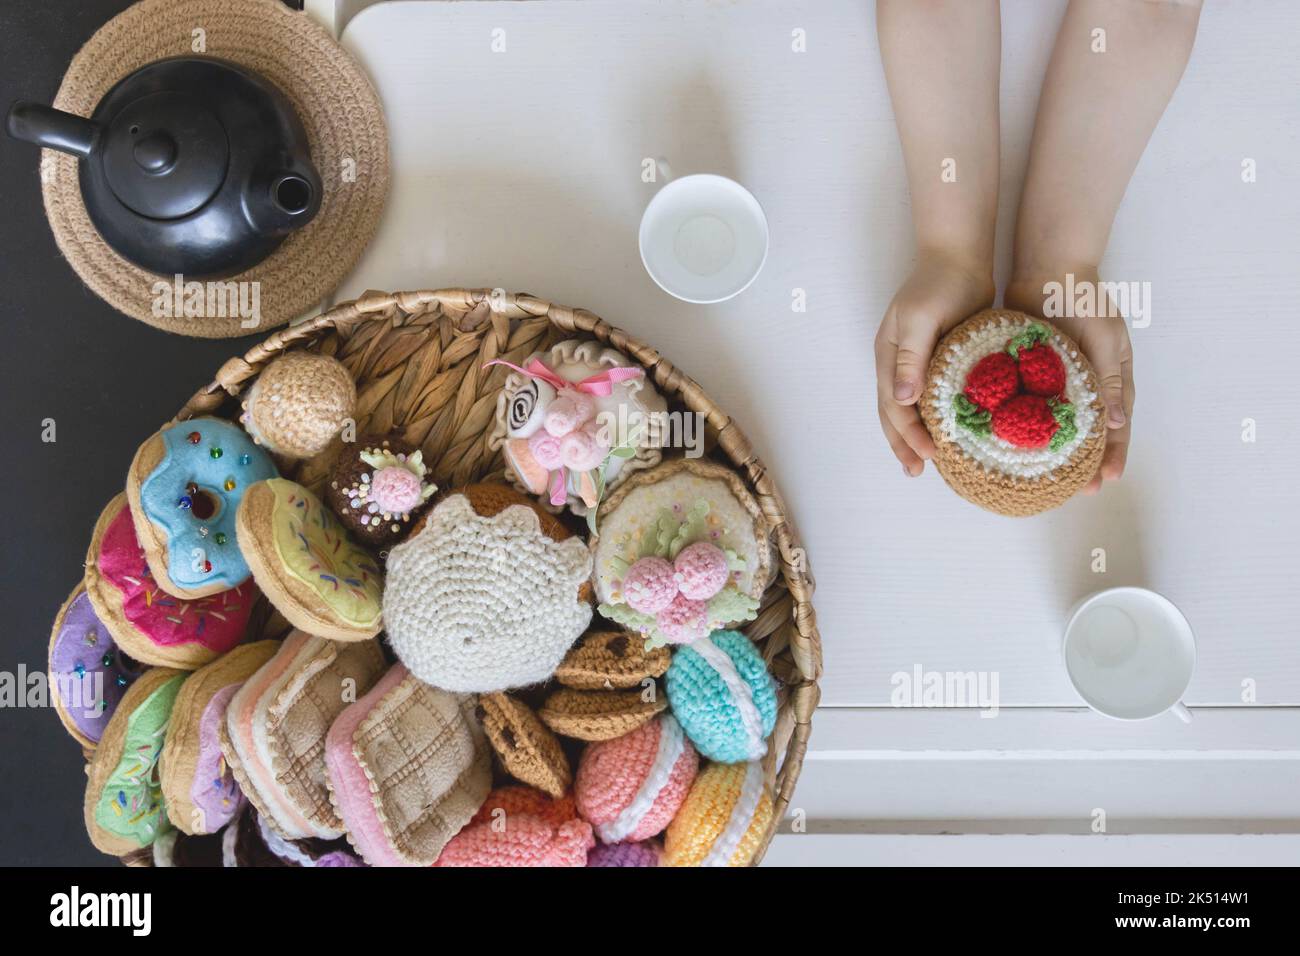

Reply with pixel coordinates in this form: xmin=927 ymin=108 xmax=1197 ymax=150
xmin=574 ymin=714 xmax=698 ymax=843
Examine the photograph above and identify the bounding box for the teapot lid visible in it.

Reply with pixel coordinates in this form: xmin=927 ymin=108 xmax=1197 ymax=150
xmin=100 ymin=90 xmax=229 ymax=220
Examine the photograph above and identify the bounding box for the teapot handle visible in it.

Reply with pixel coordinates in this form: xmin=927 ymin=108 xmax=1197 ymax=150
xmin=6 ymin=102 xmax=101 ymax=158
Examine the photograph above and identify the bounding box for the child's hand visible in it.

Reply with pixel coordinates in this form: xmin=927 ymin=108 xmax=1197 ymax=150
xmin=876 ymin=251 xmax=995 ymax=476
xmin=1005 ymin=269 xmax=1134 ymax=494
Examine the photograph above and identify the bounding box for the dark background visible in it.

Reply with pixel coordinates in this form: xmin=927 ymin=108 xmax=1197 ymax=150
xmin=0 ymin=0 xmax=280 ymax=865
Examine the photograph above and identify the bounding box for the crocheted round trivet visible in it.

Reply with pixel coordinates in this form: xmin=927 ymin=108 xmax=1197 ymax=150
xmin=919 ymin=309 xmax=1106 ymax=517
xmin=39 ymin=0 xmax=389 ymax=337
xmin=478 ymin=693 xmax=572 ymax=798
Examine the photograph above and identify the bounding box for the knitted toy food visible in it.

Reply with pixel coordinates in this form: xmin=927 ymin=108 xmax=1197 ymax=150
xmin=919 ymin=309 xmax=1106 ymax=516
xmin=382 ymin=485 xmax=593 ymax=693
xmin=591 ymin=458 xmax=774 ymax=647
xmin=240 ymin=352 xmax=357 ymax=460
xmin=488 ymin=340 xmax=668 ymax=516
xmin=539 ymin=686 xmax=667 ymax=741
xmin=235 ymin=478 xmax=383 ymax=641
xmin=325 ymin=664 xmax=491 ymax=866
xmin=48 ymin=584 xmax=142 ymax=748
xmin=220 ymin=804 xmax=363 ymax=868
xmin=159 ymin=640 xmax=278 ymax=835
xmin=555 ymin=630 xmax=672 ymax=690
xmin=479 ymin=692 xmax=572 ymax=798
xmin=666 ymin=630 xmax=778 ymax=763
xmin=662 ymin=761 xmax=774 ymax=867
xmin=574 ymin=714 xmax=698 ymax=844
xmin=126 ymin=418 xmax=278 ymax=598
xmin=221 ymin=632 xmax=386 ymax=840
xmin=84 ymin=494 xmax=259 ymax=669
xmin=587 ymin=840 xmax=660 ymax=867
xmin=435 ymin=787 xmax=595 ymax=867
xmin=83 ymin=668 xmax=186 ymax=855
xmin=325 ymin=433 xmax=436 ymax=549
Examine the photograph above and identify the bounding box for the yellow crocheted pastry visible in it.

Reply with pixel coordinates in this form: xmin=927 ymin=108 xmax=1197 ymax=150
xmin=662 ymin=761 xmax=773 ymax=867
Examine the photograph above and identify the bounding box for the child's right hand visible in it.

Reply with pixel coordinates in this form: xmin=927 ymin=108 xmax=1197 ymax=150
xmin=875 ymin=251 xmax=995 ymax=476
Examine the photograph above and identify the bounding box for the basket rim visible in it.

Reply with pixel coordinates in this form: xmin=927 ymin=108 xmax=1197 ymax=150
xmin=173 ymin=287 xmax=823 ymax=865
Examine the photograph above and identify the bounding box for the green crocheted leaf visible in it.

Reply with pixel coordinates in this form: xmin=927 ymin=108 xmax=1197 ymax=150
xmin=953 ymin=393 xmax=992 ymax=437
xmin=585 ymin=466 xmax=608 ymax=537
xmin=1006 ymin=322 xmax=1051 ymax=357
xmin=723 ymin=548 xmax=747 ymax=572
xmin=597 ymin=602 xmax=655 ymax=634
xmin=666 ymin=501 xmax=711 ymax=559
xmin=1048 ymin=400 xmax=1078 ymax=451
xmin=707 ymin=588 xmax=760 ymax=626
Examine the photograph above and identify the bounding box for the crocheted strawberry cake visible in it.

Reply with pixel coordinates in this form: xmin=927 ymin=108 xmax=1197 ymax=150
xmin=919 ymin=309 xmax=1105 ymax=516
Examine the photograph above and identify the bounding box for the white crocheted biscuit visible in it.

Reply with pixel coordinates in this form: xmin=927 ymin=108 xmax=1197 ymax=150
xmin=382 ymin=494 xmax=593 ymax=692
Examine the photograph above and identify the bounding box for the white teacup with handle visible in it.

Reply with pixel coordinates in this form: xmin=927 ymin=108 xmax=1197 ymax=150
xmin=638 ymin=159 xmax=769 ymax=304
xmin=1063 ymin=587 xmax=1196 ymax=723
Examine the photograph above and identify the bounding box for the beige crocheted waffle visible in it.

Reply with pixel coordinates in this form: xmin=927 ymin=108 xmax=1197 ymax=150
xmin=97 ymin=287 xmax=820 ymax=865
xmin=40 ymin=0 xmax=388 ymax=336
xmin=919 ymin=309 xmax=1107 ymax=517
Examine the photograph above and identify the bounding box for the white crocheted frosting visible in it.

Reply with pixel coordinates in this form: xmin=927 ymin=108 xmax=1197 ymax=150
xmin=382 ymin=494 xmax=593 ymax=693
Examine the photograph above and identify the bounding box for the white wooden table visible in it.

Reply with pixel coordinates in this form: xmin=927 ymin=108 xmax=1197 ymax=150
xmin=312 ymin=0 xmax=1300 ymax=860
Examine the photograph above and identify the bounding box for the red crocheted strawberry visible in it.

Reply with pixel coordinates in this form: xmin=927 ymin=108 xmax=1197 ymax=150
xmin=1015 ymin=342 xmax=1066 ymax=397
xmin=963 ymin=352 xmax=1020 ymax=412
xmin=992 ymin=394 xmax=1060 ymax=448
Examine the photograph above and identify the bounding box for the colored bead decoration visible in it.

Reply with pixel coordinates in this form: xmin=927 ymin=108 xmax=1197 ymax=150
xmin=73 ymin=661 xmax=86 ymax=678
xmin=187 ymin=431 xmax=201 ymax=444
xmin=177 ymin=496 xmax=193 ymax=510
xmin=214 ymin=532 xmax=228 ymax=546
xmin=238 ymin=454 xmax=252 ymax=466
xmin=224 ymin=477 xmax=237 ymax=491
xmin=210 ymin=447 xmax=223 ymax=460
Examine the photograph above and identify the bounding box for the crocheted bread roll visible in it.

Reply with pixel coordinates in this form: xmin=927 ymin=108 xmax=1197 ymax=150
xmin=383 ymin=486 xmax=593 ymax=693
xmin=919 ymin=309 xmax=1106 ymax=516
xmin=240 ymin=353 xmax=357 ymax=459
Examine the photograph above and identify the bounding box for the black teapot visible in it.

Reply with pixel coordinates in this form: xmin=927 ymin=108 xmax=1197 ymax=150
xmin=7 ymin=57 xmax=321 ymax=278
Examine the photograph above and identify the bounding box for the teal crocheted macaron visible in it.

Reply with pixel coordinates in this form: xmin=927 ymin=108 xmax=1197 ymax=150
xmin=665 ymin=630 xmax=777 ymax=763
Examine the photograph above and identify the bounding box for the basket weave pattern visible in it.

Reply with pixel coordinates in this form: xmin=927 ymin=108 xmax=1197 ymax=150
xmin=173 ymin=288 xmax=822 ymax=864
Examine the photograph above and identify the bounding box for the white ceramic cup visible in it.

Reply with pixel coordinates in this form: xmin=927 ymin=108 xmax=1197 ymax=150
xmin=1063 ymin=587 xmax=1196 ymax=723
xmin=638 ymin=165 xmax=769 ymax=304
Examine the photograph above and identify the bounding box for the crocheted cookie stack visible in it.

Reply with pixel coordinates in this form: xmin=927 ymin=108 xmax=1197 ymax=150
xmin=240 ymin=353 xmax=357 ymax=459
xmin=382 ymin=486 xmax=593 ymax=693
xmin=919 ymin=309 xmax=1106 ymax=516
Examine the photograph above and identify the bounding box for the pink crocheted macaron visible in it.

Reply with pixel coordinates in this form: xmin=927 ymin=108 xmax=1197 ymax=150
xmin=574 ymin=713 xmax=698 ymax=844
xmin=434 ymin=787 xmax=594 ymax=867
xmin=587 ymin=839 xmax=661 ymax=867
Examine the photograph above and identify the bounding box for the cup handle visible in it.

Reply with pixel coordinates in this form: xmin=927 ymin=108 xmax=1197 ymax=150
xmin=1171 ymin=701 xmax=1193 ymax=723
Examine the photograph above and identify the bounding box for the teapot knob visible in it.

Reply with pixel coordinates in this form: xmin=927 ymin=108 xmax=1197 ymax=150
xmin=133 ymin=131 xmax=178 ymax=173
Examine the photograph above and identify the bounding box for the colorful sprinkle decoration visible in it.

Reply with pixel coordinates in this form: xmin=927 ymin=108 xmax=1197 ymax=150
xmin=210 ymin=447 xmax=223 ymax=460
xmin=238 ymin=454 xmax=251 ymax=466
xmin=187 ymin=431 xmax=201 ymax=445
xmin=224 ymin=477 xmax=237 ymax=491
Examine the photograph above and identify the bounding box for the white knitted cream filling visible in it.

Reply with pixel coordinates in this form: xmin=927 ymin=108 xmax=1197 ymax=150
xmin=693 ymin=637 xmax=766 ymax=761
xmin=930 ymin=315 xmax=1100 ymax=479
xmin=597 ymin=715 xmax=686 ymax=843
xmin=221 ymin=818 xmax=238 ymax=868
xmin=702 ymin=762 xmax=765 ymax=867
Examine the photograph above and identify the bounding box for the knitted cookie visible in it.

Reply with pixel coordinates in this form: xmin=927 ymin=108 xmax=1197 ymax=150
xmin=383 ymin=485 xmax=593 ymax=693
xmin=479 ymin=693 xmax=571 ymax=798
xmin=666 ymin=629 xmax=777 ymax=763
xmin=488 ymin=340 xmax=668 ymax=516
xmin=538 ymin=686 xmax=667 ymax=741
xmin=574 ymin=714 xmax=698 ymax=843
xmin=555 ymin=630 xmax=672 ymax=690
xmin=159 ymin=640 xmax=278 ymax=835
xmin=48 ymin=583 xmax=143 ymax=748
xmin=236 ymin=478 xmax=383 ymax=641
xmin=222 ymin=631 xmax=386 ymax=840
xmin=240 ymin=352 xmax=357 ymax=459
xmin=588 ymin=840 xmax=661 ymax=867
xmin=435 ymin=786 xmax=595 ymax=867
xmin=919 ymin=309 xmax=1107 ymax=516
xmin=85 ymin=494 xmax=258 ymax=669
xmin=83 ymin=668 xmax=186 ymax=855
xmin=127 ymin=418 xmax=279 ymax=598
xmin=326 ymin=664 xmax=491 ymax=866
xmin=662 ymin=760 xmax=774 ymax=867
xmin=325 ymin=433 xmax=436 ymax=549
xmin=592 ymin=458 xmax=773 ymax=647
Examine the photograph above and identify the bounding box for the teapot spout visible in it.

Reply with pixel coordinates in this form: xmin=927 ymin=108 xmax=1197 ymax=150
xmin=245 ymin=163 xmax=323 ymax=236
xmin=7 ymin=102 xmax=101 ymax=158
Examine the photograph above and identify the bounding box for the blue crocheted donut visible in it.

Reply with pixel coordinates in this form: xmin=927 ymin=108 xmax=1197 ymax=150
xmin=665 ymin=630 xmax=777 ymax=763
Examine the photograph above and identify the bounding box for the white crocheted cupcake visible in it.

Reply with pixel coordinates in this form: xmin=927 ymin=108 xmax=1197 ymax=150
xmin=382 ymin=485 xmax=593 ymax=693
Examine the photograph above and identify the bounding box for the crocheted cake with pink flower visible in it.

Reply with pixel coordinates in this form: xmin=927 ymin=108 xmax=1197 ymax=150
xmin=591 ymin=458 xmax=773 ymax=647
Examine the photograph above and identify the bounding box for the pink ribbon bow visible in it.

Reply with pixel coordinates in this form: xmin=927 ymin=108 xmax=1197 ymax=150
xmin=483 ymin=357 xmax=644 ymax=396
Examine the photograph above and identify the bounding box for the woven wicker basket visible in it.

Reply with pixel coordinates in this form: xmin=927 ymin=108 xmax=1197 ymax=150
xmin=144 ymin=287 xmax=821 ymax=865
